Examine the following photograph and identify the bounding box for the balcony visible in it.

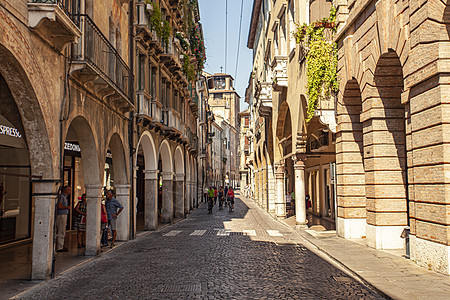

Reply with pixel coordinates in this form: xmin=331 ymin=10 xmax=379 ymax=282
xmin=28 ymin=0 xmax=82 ymax=50
xmin=258 ymin=82 xmax=273 ymax=118
xmin=162 ymin=108 xmax=183 ymax=137
xmin=161 ymin=37 xmax=182 ymax=72
xmin=137 ymin=91 xmax=162 ymax=128
xmin=271 ymin=56 xmax=288 ymax=91
xmin=185 ymin=126 xmax=198 ymax=153
xmin=71 ymin=15 xmax=133 ymax=112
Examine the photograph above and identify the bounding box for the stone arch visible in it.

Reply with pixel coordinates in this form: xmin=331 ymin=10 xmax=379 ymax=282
xmin=158 ymin=139 xmax=173 ymax=222
xmin=276 ymin=101 xmax=292 ymax=160
xmin=137 ymin=131 xmax=157 ymax=171
xmin=65 ymin=115 xmax=102 ymax=255
xmin=136 ymin=131 xmax=158 ymax=231
xmin=159 ymin=139 xmax=173 ymax=173
xmin=105 ymin=132 xmax=130 ymax=240
xmin=174 ymin=146 xmax=185 ymax=175
xmin=105 ymin=132 xmax=128 ymax=185
xmin=173 ymin=146 xmax=185 ymax=218
xmin=66 ymin=116 xmax=101 ymax=186
xmin=366 ymin=49 xmax=407 ymax=249
xmin=336 ymin=78 xmax=366 ymax=239
xmin=0 ymin=44 xmax=54 ymax=179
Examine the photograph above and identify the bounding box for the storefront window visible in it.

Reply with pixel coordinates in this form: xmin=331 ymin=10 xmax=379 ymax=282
xmin=0 ymin=114 xmax=31 ymax=244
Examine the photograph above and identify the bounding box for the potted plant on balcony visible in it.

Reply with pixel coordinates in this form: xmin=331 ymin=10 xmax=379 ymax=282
xmin=295 ymin=6 xmax=338 ymax=122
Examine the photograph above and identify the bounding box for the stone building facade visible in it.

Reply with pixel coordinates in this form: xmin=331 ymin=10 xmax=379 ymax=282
xmin=247 ymin=0 xmax=336 ymax=226
xmin=334 ymin=0 xmax=450 ymax=274
xmin=133 ymin=0 xmax=202 ymax=231
xmin=0 ymin=0 xmax=204 ymax=282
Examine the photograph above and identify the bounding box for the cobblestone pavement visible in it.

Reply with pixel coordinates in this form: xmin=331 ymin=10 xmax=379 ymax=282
xmin=17 ymin=194 xmax=385 ymax=299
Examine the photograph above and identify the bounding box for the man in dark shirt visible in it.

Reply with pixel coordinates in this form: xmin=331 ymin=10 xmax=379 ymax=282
xmin=105 ymin=190 xmax=123 ymax=248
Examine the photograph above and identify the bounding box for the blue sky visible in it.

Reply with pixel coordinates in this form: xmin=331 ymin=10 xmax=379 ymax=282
xmin=198 ymin=0 xmax=253 ymax=111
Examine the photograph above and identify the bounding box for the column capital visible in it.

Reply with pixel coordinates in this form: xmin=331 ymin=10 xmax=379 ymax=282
xmin=144 ymin=169 xmax=159 ymax=180
xmin=162 ymin=172 xmax=174 ymax=181
xmin=274 ymin=161 xmax=285 ymax=174
xmin=115 ymin=184 xmax=131 ymax=195
xmin=85 ymin=184 xmax=103 ymax=189
xmin=174 ymin=173 xmax=184 ymax=181
xmin=292 ymin=154 xmax=307 ymax=169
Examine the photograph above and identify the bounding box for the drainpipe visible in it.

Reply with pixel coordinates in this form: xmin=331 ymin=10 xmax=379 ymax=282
xmin=129 ymin=0 xmax=136 ymax=240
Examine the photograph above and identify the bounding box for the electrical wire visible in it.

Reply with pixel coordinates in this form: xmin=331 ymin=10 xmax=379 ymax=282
xmin=234 ymin=0 xmax=244 ymax=80
xmin=225 ymin=0 xmax=228 ymax=73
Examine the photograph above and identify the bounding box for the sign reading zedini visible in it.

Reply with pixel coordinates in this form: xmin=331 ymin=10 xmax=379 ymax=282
xmin=0 ymin=124 xmax=22 ymax=138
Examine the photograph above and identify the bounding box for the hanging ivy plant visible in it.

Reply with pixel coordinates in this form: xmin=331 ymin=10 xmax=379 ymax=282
xmin=150 ymin=2 xmax=162 ymax=37
xmin=162 ymin=20 xmax=172 ymax=47
xmin=182 ymin=54 xmax=196 ymax=82
xmin=295 ymin=7 xmax=339 ymax=122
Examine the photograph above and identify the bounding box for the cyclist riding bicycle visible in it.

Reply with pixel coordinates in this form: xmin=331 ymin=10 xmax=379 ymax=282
xmin=207 ymin=186 xmax=215 ymax=214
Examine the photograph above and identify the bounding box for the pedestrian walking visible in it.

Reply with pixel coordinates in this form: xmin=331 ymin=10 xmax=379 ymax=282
xmin=56 ymin=185 xmax=71 ymax=252
xmin=227 ymin=187 xmax=235 ymax=211
xmin=100 ymin=200 xmax=109 ymax=247
xmin=74 ymin=193 xmax=87 ymax=248
xmin=105 ymin=190 xmax=123 ymax=248
xmin=218 ymin=186 xmax=224 ymax=209
xmin=214 ymin=187 xmax=218 ymax=204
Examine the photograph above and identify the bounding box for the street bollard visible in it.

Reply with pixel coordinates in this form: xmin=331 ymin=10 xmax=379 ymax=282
xmin=400 ymin=226 xmax=410 ymax=259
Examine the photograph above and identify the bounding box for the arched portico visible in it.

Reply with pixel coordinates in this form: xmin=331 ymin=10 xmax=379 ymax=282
xmin=105 ymin=132 xmax=130 ymax=241
xmin=136 ymin=132 xmax=158 ymax=230
xmin=159 ymin=140 xmax=173 ymax=223
xmin=274 ymin=102 xmax=293 ymax=219
xmin=174 ymin=146 xmax=185 ymax=218
xmin=65 ymin=116 xmax=102 ymax=256
xmin=0 ymin=51 xmax=55 ymax=280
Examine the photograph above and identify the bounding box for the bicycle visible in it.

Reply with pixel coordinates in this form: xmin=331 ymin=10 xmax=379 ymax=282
xmin=227 ymin=196 xmax=234 ymax=212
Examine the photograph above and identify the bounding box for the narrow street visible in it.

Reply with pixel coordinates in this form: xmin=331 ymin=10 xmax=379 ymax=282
xmin=18 ymin=194 xmax=383 ymax=299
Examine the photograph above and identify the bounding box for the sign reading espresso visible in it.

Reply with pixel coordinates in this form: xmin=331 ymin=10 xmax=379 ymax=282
xmin=0 ymin=124 xmax=22 ymax=138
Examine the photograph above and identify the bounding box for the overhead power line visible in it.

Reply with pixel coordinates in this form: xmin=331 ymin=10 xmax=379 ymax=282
xmin=234 ymin=0 xmax=244 ymax=80
xmin=225 ymin=0 xmax=228 ymax=74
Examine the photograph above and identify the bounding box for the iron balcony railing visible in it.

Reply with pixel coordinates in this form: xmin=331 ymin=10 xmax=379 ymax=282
xmin=75 ymin=15 xmax=133 ymax=103
xmin=32 ymin=0 xmax=81 ymax=26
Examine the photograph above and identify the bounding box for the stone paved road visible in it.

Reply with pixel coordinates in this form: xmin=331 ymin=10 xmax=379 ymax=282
xmin=18 ymin=194 xmax=385 ymax=299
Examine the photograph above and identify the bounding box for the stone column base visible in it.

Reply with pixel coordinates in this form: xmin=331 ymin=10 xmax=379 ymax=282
xmin=337 ymin=217 xmax=366 ymax=239
xmin=410 ymin=235 xmax=450 ymax=275
xmin=366 ymin=224 xmax=405 ymax=249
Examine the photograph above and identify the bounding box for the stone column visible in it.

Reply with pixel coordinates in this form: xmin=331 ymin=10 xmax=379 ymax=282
xmin=174 ymin=173 xmax=185 ymax=218
xmin=144 ymin=170 xmax=158 ymax=230
xmin=293 ymin=155 xmax=307 ymax=228
xmin=262 ymin=167 xmax=268 ymax=210
xmin=275 ymin=162 xmax=286 ymax=218
xmin=115 ymin=184 xmax=131 ymax=241
xmin=85 ymin=184 xmax=102 ymax=256
xmin=161 ymin=172 xmax=174 ymax=223
xmin=267 ymin=165 xmax=276 ymax=214
xmin=190 ymin=181 xmax=195 ymax=210
xmin=184 ymin=180 xmax=190 ymax=214
xmin=255 ymin=169 xmax=260 ymax=205
xmin=31 ymin=180 xmax=58 ymax=280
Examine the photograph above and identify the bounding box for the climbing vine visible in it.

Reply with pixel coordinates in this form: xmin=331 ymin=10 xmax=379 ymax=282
xmin=162 ymin=20 xmax=172 ymax=47
xmin=182 ymin=54 xmax=196 ymax=82
xmin=295 ymin=7 xmax=339 ymax=122
xmin=150 ymin=2 xmax=162 ymax=37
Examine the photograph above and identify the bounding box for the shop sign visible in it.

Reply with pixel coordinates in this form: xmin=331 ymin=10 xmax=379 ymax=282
xmin=65 ymin=142 xmax=81 ymax=152
xmin=0 ymin=124 xmax=22 ymax=138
